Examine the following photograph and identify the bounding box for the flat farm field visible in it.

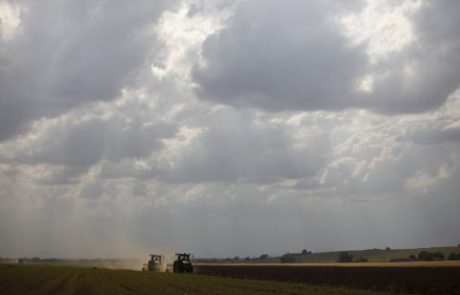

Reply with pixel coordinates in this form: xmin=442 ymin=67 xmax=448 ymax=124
xmin=0 ymin=264 xmax=405 ymax=295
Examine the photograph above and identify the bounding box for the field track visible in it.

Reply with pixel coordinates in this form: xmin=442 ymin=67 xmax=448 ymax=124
xmin=0 ymin=264 xmax=407 ymax=295
xmin=195 ymin=262 xmax=460 ymax=295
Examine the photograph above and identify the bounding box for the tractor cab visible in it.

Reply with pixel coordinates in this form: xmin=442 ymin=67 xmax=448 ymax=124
xmin=173 ymin=253 xmax=193 ymax=273
xmin=146 ymin=254 xmax=164 ymax=272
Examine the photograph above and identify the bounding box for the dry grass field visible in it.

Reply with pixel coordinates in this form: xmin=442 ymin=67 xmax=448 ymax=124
xmin=0 ymin=264 xmax=408 ymax=295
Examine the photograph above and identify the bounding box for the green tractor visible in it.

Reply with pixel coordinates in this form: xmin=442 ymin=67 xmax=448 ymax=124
xmin=143 ymin=254 xmax=164 ymax=272
xmin=173 ymin=253 xmax=193 ymax=273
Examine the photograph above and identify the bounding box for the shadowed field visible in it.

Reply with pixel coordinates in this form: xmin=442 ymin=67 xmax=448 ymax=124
xmin=195 ymin=262 xmax=460 ymax=295
xmin=0 ymin=264 xmax=406 ymax=295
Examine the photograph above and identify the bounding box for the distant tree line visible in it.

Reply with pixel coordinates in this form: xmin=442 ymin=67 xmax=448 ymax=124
xmin=337 ymin=252 xmax=353 ymax=262
xmin=280 ymin=249 xmax=314 ymax=263
xmin=405 ymin=251 xmax=460 ymax=261
xmin=417 ymin=251 xmax=444 ymax=261
xmin=279 ymin=246 xmax=460 ymax=264
xmin=448 ymin=253 xmax=460 ymax=260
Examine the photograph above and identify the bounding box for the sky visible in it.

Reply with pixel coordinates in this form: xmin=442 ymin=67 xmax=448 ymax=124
xmin=0 ymin=0 xmax=459 ymax=259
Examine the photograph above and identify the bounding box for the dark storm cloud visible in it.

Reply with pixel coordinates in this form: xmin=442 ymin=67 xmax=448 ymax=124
xmin=0 ymin=0 xmax=178 ymax=140
xmin=193 ymin=0 xmax=366 ymax=111
xmin=193 ymin=0 xmax=460 ymax=114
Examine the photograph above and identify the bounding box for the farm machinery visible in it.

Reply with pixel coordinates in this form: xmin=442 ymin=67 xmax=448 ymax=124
xmin=142 ymin=254 xmax=164 ymax=272
xmin=173 ymin=253 xmax=193 ymax=273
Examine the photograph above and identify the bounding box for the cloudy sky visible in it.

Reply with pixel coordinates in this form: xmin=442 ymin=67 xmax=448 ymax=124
xmin=0 ymin=0 xmax=459 ymax=259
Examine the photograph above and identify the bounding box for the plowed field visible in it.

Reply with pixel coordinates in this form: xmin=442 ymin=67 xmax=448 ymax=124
xmin=195 ymin=263 xmax=460 ymax=295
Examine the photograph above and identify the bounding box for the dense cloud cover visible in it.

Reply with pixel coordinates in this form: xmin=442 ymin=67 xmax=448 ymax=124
xmin=194 ymin=0 xmax=460 ymax=114
xmin=0 ymin=0 xmax=459 ymax=258
xmin=0 ymin=0 xmax=178 ymax=140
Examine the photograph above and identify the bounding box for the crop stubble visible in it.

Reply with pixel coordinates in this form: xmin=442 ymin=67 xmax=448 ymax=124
xmin=0 ymin=264 xmax=409 ymax=295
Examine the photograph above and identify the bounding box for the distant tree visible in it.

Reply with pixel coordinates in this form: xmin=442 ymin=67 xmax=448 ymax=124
xmin=418 ymin=251 xmax=434 ymax=261
xmin=233 ymin=256 xmax=240 ymax=261
xmin=245 ymin=256 xmax=250 ymax=261
xmin=337 ymin=252 xmax=353 ymax=263
xmin=259 ymin=254 xmax=269 ymax=260
xmin=448 ymin=253 xmax=460 ymax=261
xmin=418 ymin=251 xmax=444 ymax=261
xmin=385 ymin=247 xmax=391 ymax=251
xmin=432 ymin=252 xmax=444 ymax=261
xmin=301 ymin=249 xmax=308 ymax=255
xmin=409 ymin=254 xmax=417 ymax=260
xmin=355 ymin=257 xmax=368 ymax=262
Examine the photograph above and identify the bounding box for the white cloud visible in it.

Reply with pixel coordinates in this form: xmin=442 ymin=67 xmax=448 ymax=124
xmin=0 ymin=1 xmax=21 ymax=40
xmin=341 ymin=0 xmax=422 ymax=63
